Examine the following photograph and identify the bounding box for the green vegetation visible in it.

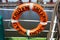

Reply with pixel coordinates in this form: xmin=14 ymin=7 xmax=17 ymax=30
xmin=5 ymin=37 xmax=46 ymax=40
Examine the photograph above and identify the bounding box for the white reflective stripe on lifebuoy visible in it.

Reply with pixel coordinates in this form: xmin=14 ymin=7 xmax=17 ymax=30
xmin=15 ymin=6 xmax=18 ymax=9
xmin=25 ymin=3 xmax=33 ymax=9
xmin=11 ymin=19 xmax=18 ymax=23
xmin=29 ymin=3 xmax=33 ymax=9
xmin=40 ymin=22 xmax=47 ymax=25
xmin=26 ymin=30 xmax=30 ymax=36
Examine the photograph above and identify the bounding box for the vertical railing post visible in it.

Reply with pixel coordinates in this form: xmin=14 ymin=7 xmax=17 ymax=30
xmin=0 ymin=16 xmax=4 ymax=40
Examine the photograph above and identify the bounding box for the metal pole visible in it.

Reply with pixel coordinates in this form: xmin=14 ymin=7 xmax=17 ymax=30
xmin=0 ymin=8 xmax=54 ymax=12
xmin=47 ymin=0 xmax=57 ymax=39
xmin=29 ymin=0 xmax=31 ymax=2
xmin=57 ymin=0 xmax=60 ymax=40
xmin=18 ymin=0 xmax=23 ymax=5
xmin=50 ymin=16 xmax=57 ymax=40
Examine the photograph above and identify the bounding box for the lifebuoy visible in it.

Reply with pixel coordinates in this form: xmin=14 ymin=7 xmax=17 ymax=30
xmin=11 ymin=3 xmax=48 ymax=36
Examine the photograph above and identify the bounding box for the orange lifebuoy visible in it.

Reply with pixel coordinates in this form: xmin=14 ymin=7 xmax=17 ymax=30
xmin=11 ymin=3 xmax=48 ymax=36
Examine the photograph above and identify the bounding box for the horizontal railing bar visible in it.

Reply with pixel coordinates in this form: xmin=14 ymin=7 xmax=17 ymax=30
xmin=3 ymin=19 xmax=51 ymax=23
xmin=5 ymin=29 xmax=57 ymax=32
xmin=0 ymin=8 xmax=53 ymax=12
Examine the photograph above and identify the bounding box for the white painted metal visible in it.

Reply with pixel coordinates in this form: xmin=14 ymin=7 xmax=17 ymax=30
xmin=5 ymin=29 xmax=57 ymax=32
xmin=0 ymin=8 xmax=53 ymax=12
xmin=3 ymin=19 xmax=51 ymax=23
xmin=50 ymin=16 xmax=57 ymax=40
